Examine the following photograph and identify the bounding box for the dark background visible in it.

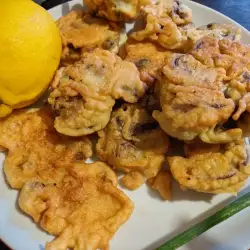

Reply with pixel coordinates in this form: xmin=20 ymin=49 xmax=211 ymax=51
xmin=1 ymin=0 xmax=249 ymax=249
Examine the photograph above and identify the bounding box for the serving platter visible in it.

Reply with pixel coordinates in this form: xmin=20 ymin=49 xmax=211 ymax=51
xmin=0 ymin=0 xmax=250 ymax=250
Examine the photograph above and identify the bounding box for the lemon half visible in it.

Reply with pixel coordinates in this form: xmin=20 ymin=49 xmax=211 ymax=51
xmin=0 ymin=0 xmax=62 ymax=117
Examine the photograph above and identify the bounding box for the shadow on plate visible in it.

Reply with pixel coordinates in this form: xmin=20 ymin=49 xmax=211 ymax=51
xmin=171 ymin=180 xmax=214 ymax=202
xmin=145 ymin=177 xmax=214 ymax=202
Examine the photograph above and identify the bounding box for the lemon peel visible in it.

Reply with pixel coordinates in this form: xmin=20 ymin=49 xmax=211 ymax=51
xmin=0 ymin=104 xmax=13 ymax=118
xmin=0 ymin=0 xmax=62 ymax=116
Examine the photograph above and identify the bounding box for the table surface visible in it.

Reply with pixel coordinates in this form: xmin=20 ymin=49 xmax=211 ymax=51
xmin=1 ymin=0 xmax=249 ymax=249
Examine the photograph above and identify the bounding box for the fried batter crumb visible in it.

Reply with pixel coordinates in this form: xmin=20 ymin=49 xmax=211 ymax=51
xmin=147 ymin=170 xmax=172 ymax=200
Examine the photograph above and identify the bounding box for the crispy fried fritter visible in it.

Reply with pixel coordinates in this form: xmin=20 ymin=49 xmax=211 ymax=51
xmin=19 ymin=162 xmax=134 ymax=250
xmin=199 ymin=127 xmax=242 ymax=144
xmin=0 ymin=108 xmax=92 ymax=189
xmin=194 ymin=23 xmax=241 ymax=42
xmin=57 ymin=10 xmax=120 ymax=65
xmin=131 ymin=0 xmax=240 ymax=51
xmin=180 ymin=23 xmax=242 ymax=52
xmin=147 ymin=170 xmax=172 ymax=200
xmin=131 ymin=0 xmax=192 ymax=50
xmin=190 ymin=37 xmax=250 ymax=79
xmin=153 ymin=54 xmax=238 ymax=142
xmin=48 ymin=49 xmax=147 ymax=136
xmin=226 ymin=71 xmax=250 ymax=105
xmin=85 ymin=0 xmax=138 ymax=21
xmin=123 ymin=39 xmax=172 ymax=84
xmin=160 ymin=53 xmax=222 ymax=90
xmin=190 ymin=37 xmax=250 ymax=120
xmin=168 ymin=140 xmax=250 ymax=194
xmin=84 ymin=0 xmax=158 ymax=21
xmin=143 ymin=0 xmax=192 ymax=25
xmin=233 ymin=93 xmax=250 ymax=120
xmin=96 ymin=103 xmax=170 ymax=190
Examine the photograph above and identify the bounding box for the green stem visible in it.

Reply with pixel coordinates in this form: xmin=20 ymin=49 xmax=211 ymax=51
xmin=157 ymin=192 xmax=250 ymax=250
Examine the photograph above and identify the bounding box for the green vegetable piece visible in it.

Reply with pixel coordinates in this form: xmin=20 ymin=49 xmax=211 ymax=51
xmin=157 ymin=192 xmax=250 ymax=250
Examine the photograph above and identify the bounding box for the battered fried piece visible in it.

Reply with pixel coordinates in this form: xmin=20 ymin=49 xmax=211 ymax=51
xmin=168 ymin=140 xmax=250 ymax=194
xmin=131 ymin=0 xmax=239 ymax=51
xmin=132 ymin=5 xmax=240 ymax=51
xmin=190 ymin=37 xmax=250 ymax=79
xmin=57 ymin=10 xmax=120 ymax=65
xmin=226 ymin=71 xmax=250 ymax=105
xmin=182 ymin=23 xmax=242 ymax=52
xmin=85 ymin=0 xmax=139 ymax=21
xmin=96 ymin=104 xmax=170 ymax=190
xmin=0 ymin=108 xmax=93 ymax=189
xmin=19 ymin=162 xmax=134 ymax=250
xmin=131 ymin=0 xmax=192 ymax=50
xmin=232 ymin=93 xmax=250 ymax=120
xmin=123 ymin=39 xmax=172 ymax=84
xmin=190 ymin=37 xmax=250 ymax=120
xmin=199 ymin=127 xmax=242 ymax=144
xmin=165 ymin=23 xmax=241 ymax=52
xmin=161 ymin=53 xmax=222 ymax=90
xmin=193 ymin=23 xmax=242 ymax=51
xmin=195 ymin=23 xmax=241 ymax=42
xmin=153 ymin=54 xmax=237 ymax=142
xmin=48 ymin=49 xmax=147 ymax=136
xmin=147 ymin=170 xmax=172 ymax=200
xmin=84 ymin=0 xmax=160 ymax=21
xmin=143 ymin=0 xmax=192 ymax=25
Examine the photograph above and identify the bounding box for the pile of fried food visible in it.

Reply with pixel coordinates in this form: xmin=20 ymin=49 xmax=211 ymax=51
xmin=1 ymin=0 xmax=250 ymax=249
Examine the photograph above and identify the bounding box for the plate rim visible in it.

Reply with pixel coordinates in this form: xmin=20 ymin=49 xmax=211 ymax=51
xmin=182 ymin=0 xmax=249 ymax=34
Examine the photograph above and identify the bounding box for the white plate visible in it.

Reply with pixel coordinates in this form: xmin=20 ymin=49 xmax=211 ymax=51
xmin=0 ymin=1 xmax=250 ymax=250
